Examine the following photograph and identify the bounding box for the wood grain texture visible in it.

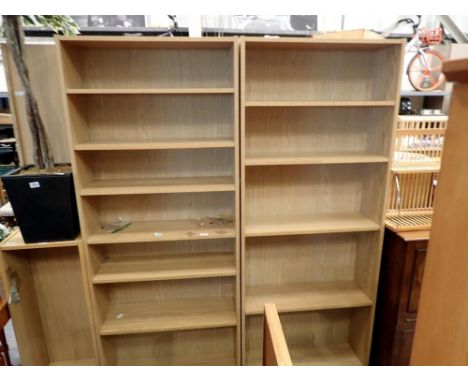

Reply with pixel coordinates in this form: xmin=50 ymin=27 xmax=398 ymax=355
xmin=411 ymin=81 xmax=468 ymax=365
xmin=263 ymin=304 xmax=292 ymax=366
xmin=246 ymin=281 xmax=372 ymax=315
xmin=240 ymin=37 xmax=404 ymax=365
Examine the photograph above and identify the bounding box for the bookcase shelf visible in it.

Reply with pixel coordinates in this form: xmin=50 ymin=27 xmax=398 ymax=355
xmin=67 ymin=88 xmax=235 ymax=95
xmin=100 ymin=297 xmax=237 ymax=336
xmin=240 ymin=37 xmax=404 ymax=365
xmin=93 ymin=252 xmax=236 ymax=284
xmin=57 ymin=36 xmax=240 ymax=365
xmin=245 ymin=281 xmax=372 ymax=315
xmin=245 ymin=213 xmax=381 ymax=237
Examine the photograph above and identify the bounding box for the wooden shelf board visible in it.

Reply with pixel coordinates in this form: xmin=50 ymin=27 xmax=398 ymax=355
xmin=81 ymin=176 xmax=236 ymax=196
xmin=88 ymin=219 xmax=236 ymax=245
xmin=391 ymin=164 xmax=440 ymax=174
xmin=74 ymin=138 xmax=235 ymax=151
xmin=49 ymin=358 xmax=97 ymax=366
xmin=245 ymin=281 xmax=372 ymax=315
xmin=93 ymin=252 xmax=236 ymax=284
xmin=100 ymin=297 xmax=237 ymax=336
xmin=67 ymin=88 xmax=234 ymax=95
xmin=246 ymin=343 xmax=362 ymax=366
xmin=245 ymin=213 xmax=380 ymax=238
xmin=119 ymin=352 xmax=236 ymax=366
xmin=0 ymin=229 xmax=81 ymax=251
xmin=246 ymin=152 xmax=389 ymax=166
xmin=245 ymin=100 xmax=395 ymax=107
xmin=58 ymin=36 xmax=235 ymax=49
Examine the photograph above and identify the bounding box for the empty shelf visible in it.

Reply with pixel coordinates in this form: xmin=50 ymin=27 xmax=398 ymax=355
xmin=49 ymin=358 xmax=97 ymax=366
xmin=245 ymin=100 xmax=395 ymax=107
xmin=0 ymin=228 xmax=80 ymax=251
xmin=81 ymin=176 xmax=235 ymax=196
xmin=246 ymin=152 xmax=389 ymax=166
xmin=88 ymin=219 xmax=236 ymax=245
xmin=93 ymin=252 xmax=236 ymax=284
xmin=119 ymin=352 xmax=236 ymax=366
xmin=100 ymin=297 xmax=237 ymax=336
xmin=67 ymin=88 xmax=235 ymax=95
xmin=246 ymin=344 xmax=362 ymax=366
xmin=291 ymin=343 xmax=362 ymax=366
xmin=245 ymin=281 xmax=372 ymax=315
xmin=74 ymin=138 xmax=235 ymax=151
xmin=245 ymin=213 xmax=380 ymax=237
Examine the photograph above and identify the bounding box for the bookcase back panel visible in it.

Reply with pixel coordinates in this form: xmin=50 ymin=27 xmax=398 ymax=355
xmin=103 ymin=277 xmax=235 ymax=304
xmin=2 ymin=248 xmax=95 ymax=364
xmin=87 ymin=192 xmax=234 ymax=225
xmin=245 ymin=234 xmax=357 ymax=287
xmin=63 ymin=47 xmax=233 ymax=89
xmin=78 ymin=149 xmax=234 ymax=181
xmin=245 ymin=46 xmax=401 ymax=101
xmin=102 ymin=327 xmax=237 ymax=365
xmin=245 ymin=163 xmax=386 ymax=218
xmin=70 ymin=94 xmax=233 ymax=143
xmin=245 ymin=107 xmax=394 ymax=156
xmin=92 ymin=239 xmax=234 ymax=260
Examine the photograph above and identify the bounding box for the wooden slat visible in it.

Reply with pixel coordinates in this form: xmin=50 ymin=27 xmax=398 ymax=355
xmin=93 ymin=252 xmax=236 ymax=284
xmin=100 ymin=297 xmax=237 ymax=336
xmin=245 ymin=213 xmax=380 ymax=238
xmin=263 ymin=304 xmax=292 ymax=366
xmin=67 ymin=88 xmax=235 ymax=95
xmin=81 ymin=176 xmax=235 ymax=196
xmin=74 ymin=138 xmax=235 ymax=151
xmin=0 ymin=229 xmax=81 ymax=251
xmin=246 ymin=152 xmax=389 ymax=166
xmin=245 ymin=281 xmax=372 ymax=315
xmin=245 ymin=100 xmax=395 ymax=107
xmin=88 ymin=219 xmax=236 ymax=245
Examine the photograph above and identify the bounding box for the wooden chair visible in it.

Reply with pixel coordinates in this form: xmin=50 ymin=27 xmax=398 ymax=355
xmin=0 ymin=297 xmax=11 ymax=366
xmin=263 ymin=303 xmax=292 ymax=366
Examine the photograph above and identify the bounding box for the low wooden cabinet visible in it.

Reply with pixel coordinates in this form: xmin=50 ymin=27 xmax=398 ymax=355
xmin=370 ymin=228 xmax=428 ymax=365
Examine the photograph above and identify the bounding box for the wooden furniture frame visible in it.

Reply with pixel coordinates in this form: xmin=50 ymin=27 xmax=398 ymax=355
xmin=56 ymin=36 xmax=240 ymax=365
xmin=240 ymin=37 xmax=404 ymax=365
xmin=263 ymin=303 xmax=292 ymax=366
xmin=411 ymin=58 xmax=468 ymax=366
xmin=0 ymin=229 xmax=98 ymax=365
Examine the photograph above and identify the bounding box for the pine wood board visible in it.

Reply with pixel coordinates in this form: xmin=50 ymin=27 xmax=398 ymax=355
xmin=246 ymin=152 xmax=389 ymax=166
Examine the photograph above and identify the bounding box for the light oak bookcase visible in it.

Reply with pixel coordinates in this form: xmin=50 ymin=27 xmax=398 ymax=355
xmin=56 ymin=36 xmax=240 ymax=365
xmin=240 ymin=37 xmax=404 ymax=365
xmin=0 ymin=230 xmax=98 ymax=365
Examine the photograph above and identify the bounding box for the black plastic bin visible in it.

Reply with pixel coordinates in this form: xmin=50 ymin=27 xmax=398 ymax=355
xmin=2 ymin=166 xmax=80 ymax=243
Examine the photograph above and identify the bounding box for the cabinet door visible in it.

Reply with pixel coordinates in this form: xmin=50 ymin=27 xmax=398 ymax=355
xmin=407 ymin=248 xmax=427 ymax=313
xmin=394 ymin=326 xmax=416 ymax=366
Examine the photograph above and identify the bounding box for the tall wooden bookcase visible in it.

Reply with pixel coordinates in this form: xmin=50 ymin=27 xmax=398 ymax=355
xmin=240 ymin=37 xmax=404 ymax=365
xmin=56 ymin=36 xmax=240 ymax=365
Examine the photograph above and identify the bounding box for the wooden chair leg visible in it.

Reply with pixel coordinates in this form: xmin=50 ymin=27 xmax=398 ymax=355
xmin=0 ymin=328 xmax=11 ymax=366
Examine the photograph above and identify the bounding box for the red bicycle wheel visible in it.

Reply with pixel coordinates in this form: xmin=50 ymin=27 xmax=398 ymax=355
xmin=407 ymin=50 xmax=445 ymax=92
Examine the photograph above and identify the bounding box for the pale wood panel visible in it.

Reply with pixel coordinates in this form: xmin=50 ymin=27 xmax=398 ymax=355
xmin=246 ymin=308 xmax=365 ymax=365
xmin=89 ymin=192 xmax=234 ymax=226
xmin=411 ymin=82 xmax=468 ymax=365
xmin=69 ymin=94 xmax=233 ymax=143
xmin=93 ymin=252 xmax=236 ymax=284
xmin=62 ymin=46 xmax=233 ymax=89
xmin=245 ymin=45 xmax=401 ymax=101
xmin=0 ymin=247 xmax=96 ymax=365
xmin=103 ymin=327 xmax=236 ymax=365
xmin=245 ymin=164 xmax=386 ymax=218
xmin=67 ymin=88 xmax=234 ymax=94
xmin=246 ymin=107 xmax=394 ymax=157
xmin=245 ymin=233 xmax=357 ymax=287
xmin=263 ymin=304 xmax=292 ymax=366
xmin=77 ymin=148 xmax=234 ymax=182
xmin=2 ymin=43 xmax=70 ymax=164
xmin=100 ymin=297 xmax=236 ymax=335
xmin=0 ymin=228 xmax=80 ymax=250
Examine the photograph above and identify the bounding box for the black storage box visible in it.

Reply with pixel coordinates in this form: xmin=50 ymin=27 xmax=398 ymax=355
xmin=2 ymin=166 xmax=80 ymax=243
